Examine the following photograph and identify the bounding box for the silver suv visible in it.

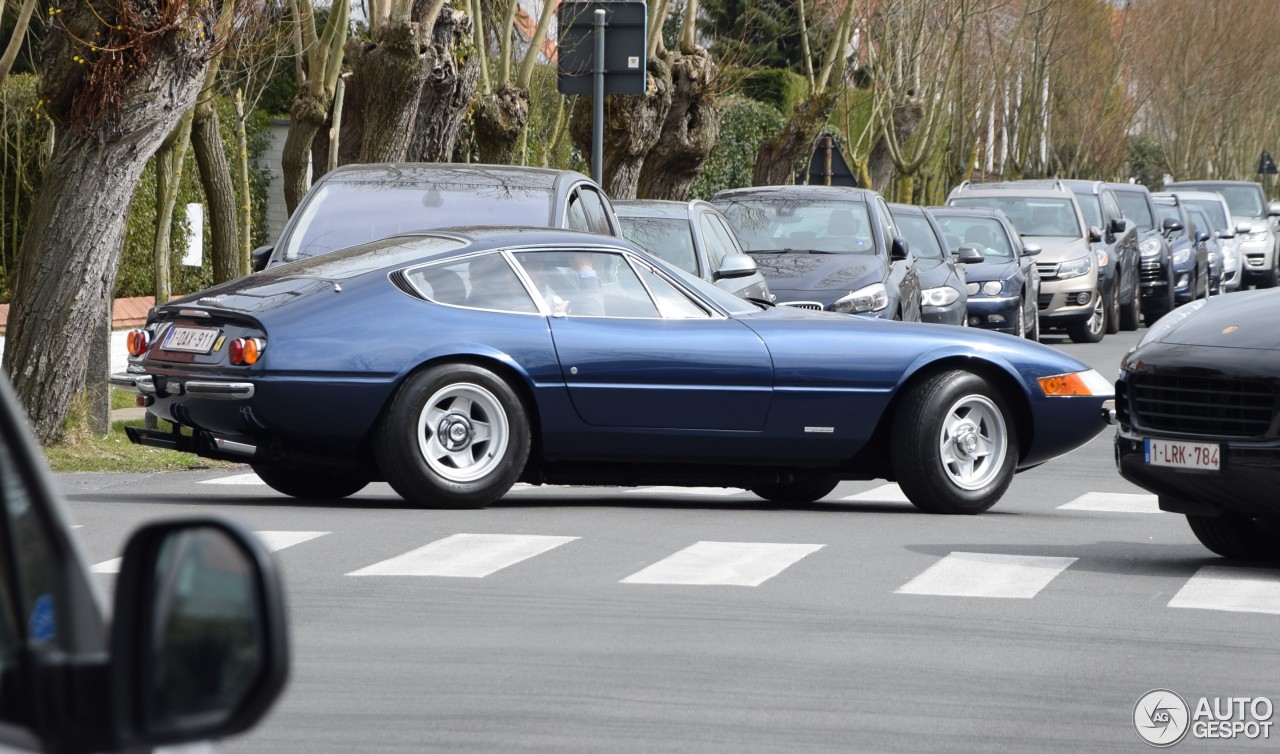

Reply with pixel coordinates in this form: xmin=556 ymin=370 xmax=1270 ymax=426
xmin=947 ymin=180 xmax=1105 ymax=343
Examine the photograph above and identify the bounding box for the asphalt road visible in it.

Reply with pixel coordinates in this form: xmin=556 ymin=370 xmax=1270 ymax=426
xmin=60 ymin=328 xmax=1279 ymax=753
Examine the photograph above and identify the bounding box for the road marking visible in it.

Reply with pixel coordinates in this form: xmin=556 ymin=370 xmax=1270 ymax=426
xmin=621 ymin=541 xmax=825 ymax=586
xmin=91 ymin=530 xmax=330 ymax=573
xmin=1058 ymin=492 xmax=1160 ymax=513
xmin=623 ymin=486 xmax=744 ymax=497
xmin=896 ymin=552 xmax=1078 ymax=599
xmin=1168 ymin=566 xmax=1280 ymax=615
xmin=347 ymin=534 xmax=578 ymax=578
xmin=838 ymin=483 xmax=910 ymax=503
xmin=199 ymin=473 xmax=265 ymax=485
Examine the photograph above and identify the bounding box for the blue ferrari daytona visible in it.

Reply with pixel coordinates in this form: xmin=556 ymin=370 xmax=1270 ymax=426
xmin=112 ymin=227 xmax=1113 ymax=514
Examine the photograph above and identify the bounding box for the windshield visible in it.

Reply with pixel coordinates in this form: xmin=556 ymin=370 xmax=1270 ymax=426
xmin=617 ymin=216 xmax=699 ymax=274
xmin=1184 ymin=199 xmax=1229 ymax=230
xmin=933 ymin=216 xmax=1014 ymax=258
xmin=1174 ymin=183 xmax=1264 ymax=218
xmin=716 ymin=197 xmax=877 ymax=254
xmin=951 ymin=197 xmax=1082 ymax=238
xmin=282 ymin=181 xmax=554 ymax=261
xmin=1073 ymin=193 xmax=1102 ymax=228
xmin=893 ymin=214 xmax=943 ymax=258
xmin=1113 ymin=190 xmax=1155 ymax=231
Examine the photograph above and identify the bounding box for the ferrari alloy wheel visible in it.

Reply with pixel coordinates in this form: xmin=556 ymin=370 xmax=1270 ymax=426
xmin=1068 ymin=292 xmax=1106 ymax=343
xmin=750 ymin=477 xmax=839 ymax=504
xmin=891 ymin=371 xmax=1017 ymax=514
xmin=376 ymin=363 xmax=529 ymax=508
xmin=252 ymin=464 xmax=370 ymax=499
xmin=1186 ymin=513 xmax=1280 ymax=561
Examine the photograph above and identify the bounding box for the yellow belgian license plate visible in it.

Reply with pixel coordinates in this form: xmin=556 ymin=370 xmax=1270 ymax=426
xmin=1144 ymin=438 xmax=1220 ymax=471
xmin=161 ymin=326 xmax=221 ymax=354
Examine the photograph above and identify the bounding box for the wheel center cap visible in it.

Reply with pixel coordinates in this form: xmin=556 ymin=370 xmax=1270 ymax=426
xmin=954 ymin=424 xmax=980 ymax=457
xmin=438 ymin=413 xmax=474 ymax=451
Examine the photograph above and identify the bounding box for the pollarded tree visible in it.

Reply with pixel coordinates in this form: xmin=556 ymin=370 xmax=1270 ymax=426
xmin=471 ymin=0 xmax=556 ymax=164
xmin=3 ymin=0 xmax=233 ymax=442
xmin=281 ymin=0 xmax=350 ymax=214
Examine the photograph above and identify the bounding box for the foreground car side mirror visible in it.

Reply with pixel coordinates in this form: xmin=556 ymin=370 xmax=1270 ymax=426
xmin=956 ymin=245 xmax=985 ymax=264
xmin=1022 ymin=243 xmax=1042 ymax=257
xmin=890 ymin=235 xmax=910 ymax=262
xmin=250 ymin=246 xmax=274 ymax=273
xmin=110 ymin=518 xmax=289 ymax=751
xmin=1109 ymin=217 xmax=1127 ymax=235
xmin=1236 ymin=222 xmax=1253 ymax=235
xmin=1162 ymin=217 xmax=1184 ymax=234
xmin=1088 ymin=226 xmax=1103 ymax=243
xmin=713 ymin=253 xmax=759 ymax=281
xmin=1268 ymin=201 xmax=1280 ymax=217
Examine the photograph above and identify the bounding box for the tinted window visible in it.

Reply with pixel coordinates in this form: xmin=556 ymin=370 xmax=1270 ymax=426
xmin=1184 ymin=199 xmax=1229 ymax=230
xmin=933 ymin=216 xmax=1014 ymax=258
xmin=577 ymin=189 xmax=614 ymax=235
xmin=282 ymin=182 xmax=553 ymax=261
xmin=565 ymin=193 xmax=591 ymax=232
xmin=717 ymin=197 xmax=876 ymax=254
xmin=1114 ymin=190 xmax=1155 ymax=231
xmin=1188 ymin=207 xmax=1210 ymax=238
xmin=951 ymin=197 xmax=1082 ymax=238
xmin=894 ymin=214 xmax=944 ymax=258
xmin=403 ymin=252 xmax=538 ymax=313
xmin=618 ymin=216 xmax=699 ymax=274
xmin=1101 ymin=191 xmax=1123 ymax=223
xmin=707 ymin=216 xmax=744 ymax=257
xmin=514 ymin=250 xmax=660 ymax=318
xmin=697 ymin=214 xmax=729 ymax=269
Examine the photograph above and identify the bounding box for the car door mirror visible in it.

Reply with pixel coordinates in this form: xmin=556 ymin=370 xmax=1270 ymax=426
xmin=1162 ymin=217 xmax=1184 ymax=234
xmin=713 ymin=254 xmax=759 ymax=281
xmin=1237 ymin=222 xmax=1254 ymax=234
xmin=1109 ymin=217 xmax=1127 ymax=235
xmin=1217 ymin=229 xmax=1235 ymax=239
xmin=890 ymin=235 xmax=910 ymax=262
xmin=1088 ymin=226 xmax=1103 ymax=243
xmin=250 ymin=246 xmax=274 ymax=272
xmin=956 ymin=245 xmax=985 ymax=264
xmin=111 ymin=518 xmax=289 ymax=749
xmin=1022 ymin=243 xmax=1042 ymax=257
xmin=1268 ymin=201 xmax=1280 ymax=217
xmin=1196 ymin=230 xmax=1211 ymax=243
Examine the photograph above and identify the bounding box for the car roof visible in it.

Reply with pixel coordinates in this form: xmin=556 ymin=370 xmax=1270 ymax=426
xmin=948 ymin=181 xmax=1075 ymax=200
xmin=928 ymin=205 xmax=1005 ymax=219
xmin=887 ymin=202 xmax=924 ymax=215
xmin=1168 ymin=190 xmax=1229 ymax=203
xmin=1103 ymin=181 xmax=1152 ymax=194
xmin=1150 ymin=192 xmax=1182 ymax=205
xmin=712 ymin=185 xmax=875 ymax=203
xmin=318 ymin=162 xmax=590 ymax=189
xmin=613 ymin=200 xmax=696 ymax=219
xmin=1165 ymin=180 xmax=1258 ymax=188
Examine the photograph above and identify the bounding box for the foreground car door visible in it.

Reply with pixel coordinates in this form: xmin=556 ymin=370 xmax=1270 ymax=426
xmin=514 ymin=249 xmax=774 ymax=431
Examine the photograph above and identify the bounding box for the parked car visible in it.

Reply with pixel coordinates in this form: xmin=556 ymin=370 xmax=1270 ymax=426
xmin=1114 ymin=290 xmax=1280 ymax=559
xmin=1151 ymin=192 xmax=1210 ymax=305
xmin=253 ymin=163 xmax=622 ymax=270
xmin=1106 ymin=181 xmax=1177 ymax=323
xmin=0 ymin=374 xmax=290 ymax=752
xmin=711 ymin=186 xmax=923 ymax=321
xmin=1165 ymin=179 xmax=1280 ymax=288
xmin=1185 ymin=204 xmax=1225 ymax=295
xmin=1060 ymin=179 xmax=1141 ymax=333
xmin=947 ymin=180 xmax=1105 ymax=343
xmin=1172 ymin=189 xmax=1241 ymax=293
xmin=929 ymin=206 xmax=1042 ymax=339
xmin=112 ymin=227 xmax=1113 ymax=515
xmin=613 ymin=199 xmax=772 ymax=302
xmin=887 ymin=202 xmax=972 ymax=326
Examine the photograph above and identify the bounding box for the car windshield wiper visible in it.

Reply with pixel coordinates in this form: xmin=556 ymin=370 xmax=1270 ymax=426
xmin=745 ymin=296 xmax=775 ymax=309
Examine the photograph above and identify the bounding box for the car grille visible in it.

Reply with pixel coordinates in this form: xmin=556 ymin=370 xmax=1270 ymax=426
xmin=1036 ymin=262 xmax=1059 ymax=280
xmin=1037 ymin=293 xmax=1053 ymax=310
xmin=779 ymin=301 xmax=824 ymax=311
xmin=1129 ymin=373 xmax=1277 ymax=438
xmin=1140 ymin=259 xmax=1163 ymax=283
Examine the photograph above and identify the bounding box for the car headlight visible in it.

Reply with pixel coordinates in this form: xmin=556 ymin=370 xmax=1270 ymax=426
xmin=1138 ymin=298 xmax=1207 ymax=347
xmin=965 ymin=282 xmax=980 ymax=296
xmin=1247 ymin=230 xmax=1269 ymax=241
xmin=1037 ymin=369 xmax=1115 ymax=398
xmin=922 ymin=286 xmax=960 ymax=307
xmin=1095 ymin=248 xmax=1110 ymax=266
xmin=1172 ymin=247 xmax=1190 ymax=265
xmin=981 ymin=280 xmax=1004 ymax=296
xmin=1139 ymin=237 xmax=1161 ymax=256
xmin=831 ymin=283 xmax=889 ymax=314
xmin=1057 ymin=256 xmax=1092 ymax=279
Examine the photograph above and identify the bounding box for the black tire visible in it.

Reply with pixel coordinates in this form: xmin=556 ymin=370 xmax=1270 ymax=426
xmin=375 ymin=363 xmax=530 ymax=509
xmin=1186 ymin=513 xmax=1280 ymax=561
xmin=1119 ymin=273 xmax=1141 ymax=331
xmin=1104 ymin=286 xmax=1120 ymax=334
xmin=1026 ymin=305 xmax=1040 ymax=341
xmin=1259 ymin=262 xmax=1280 ymax=289
xmin=890 ymin=371 xmax=1018 ymax=514
xmin=1067 ymin=291 xmax=1106 ymax=343
xmin=252 ymin=464 xmax=370 ymax=500
xmin=750 ymin=477 xmax=839 ymax=504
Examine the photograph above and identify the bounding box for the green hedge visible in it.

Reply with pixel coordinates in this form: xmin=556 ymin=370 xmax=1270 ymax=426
xmin=729 ymin=67 xmax=810 ymax=116
xmin=689 ymin=95 xmax=786 ymax=199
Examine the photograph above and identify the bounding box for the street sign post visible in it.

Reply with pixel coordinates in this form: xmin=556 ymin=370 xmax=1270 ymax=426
xmin=557 ymin=1 xmax=648 ymax=185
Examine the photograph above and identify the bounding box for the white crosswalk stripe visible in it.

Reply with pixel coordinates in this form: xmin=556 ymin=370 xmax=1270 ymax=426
xmin=199 ymin=473 xmax=265 ymax=485
xmin=1058 ymin=492 xmax=1160 ymax=514
xmin=1168 ymin=566 xmax=1280 ymax=616
xmin=347 ymin=533 xmax=578 ymax=578
xmin=91 ymin=530 xmax=330 ymax=573
xmin=620 ymin=541 xmax=824 ymax=586
xmin=896 ymin=552 xmax=1078 ymax=599
xmin=838 ymin=484 xmax=909 ymax=503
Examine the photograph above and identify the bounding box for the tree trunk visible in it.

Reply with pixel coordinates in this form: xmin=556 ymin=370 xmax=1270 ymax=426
xmin=407 ymin=8 xmax=479 ymax=163
xmin=235 ymin=89 xmax=252 ymax=275
xmin=350 ymin=21 xmax=432 ymax=164
xmin=868 ymin=98 xmax=925 ymax=191
xmin=569 ymin=56 xmax=673 ymax=199
xmin=282 ymin=91 xmax=327 ymax=214
xmin=473 ymin=83 xmax=529 ymax=165
xmin=752 ymin=89 xmax=839 ymax=187
xmin=153 ymin=115 xmax=194 ymax=305
xmin=86 ymin=306 xmax=111 ymax=436
xmin=192 ymin=103 xmax=241 ymax=284
xmin=637 ymin=48 xmax=719 ymax=201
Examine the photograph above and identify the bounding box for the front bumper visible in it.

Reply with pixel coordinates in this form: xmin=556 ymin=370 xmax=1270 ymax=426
xmin=1116 ymin=429 xmax=1280 ymax=517
xmin=965 ymin=295 xmax=1021 ymax=334
xmin=1238 ymin=236 xmax=1276 ymax=278
xmin=1036 ymin=273 xmax=1097 ymax=324
xmin=921 ymin=296 xmax=966 ymax=326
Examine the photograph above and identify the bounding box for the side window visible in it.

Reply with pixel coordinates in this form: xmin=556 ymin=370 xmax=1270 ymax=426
xmin=873 ymin=198 xmax=899 ymax=244
xmin=697 ymin=214 xmax=729 ymax=270
xmin=565 ymin=192 xmax=591 ymax=232
xmin=403 ymin=253 xmax=539 ymax=314
xmin=1102 ymin=191 xmax=1123 ymax=224
xmin=0 ymin=436 xmax=62 ymax=660
xmin=710 ymin=215 xmax=745 ymax=255
xmin=576 ymin=188 xmax=614 ymax=236
xmin=514 ymin=250 xmax=660 ymax=318
xmin=633 ymin=261 xmax=712 ymax=319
